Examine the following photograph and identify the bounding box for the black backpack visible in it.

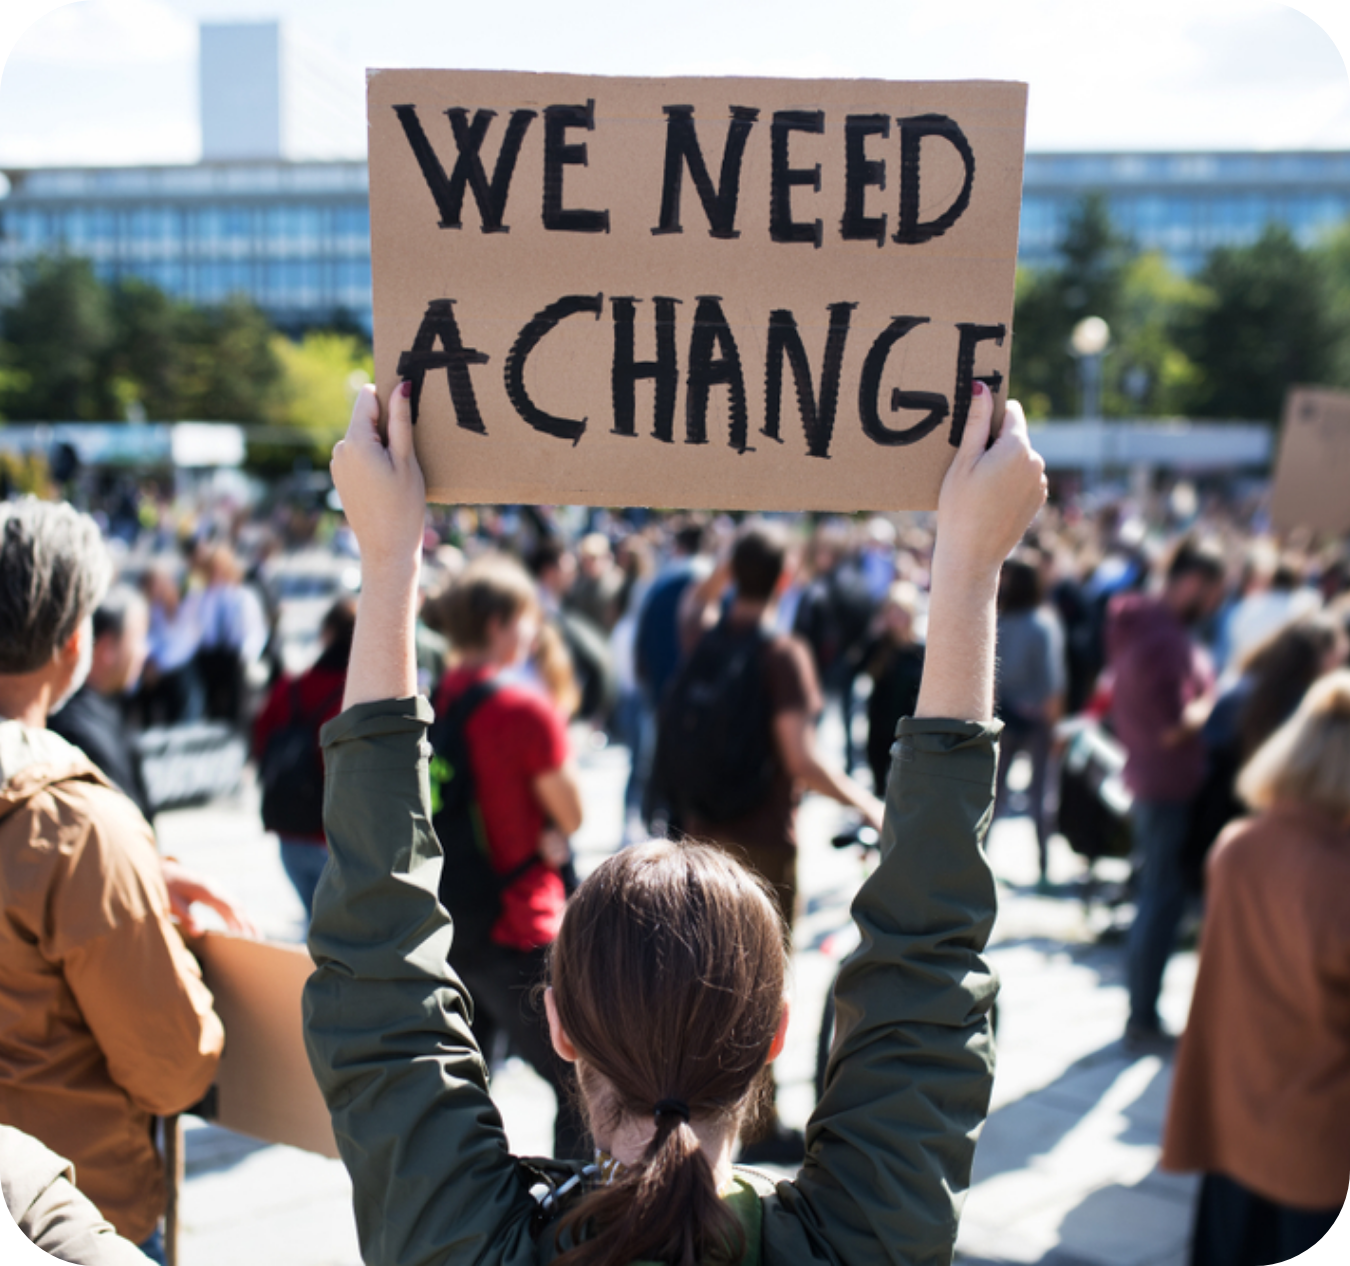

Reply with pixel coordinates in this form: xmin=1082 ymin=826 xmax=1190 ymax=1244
xmin=427 ymin=679 xmax=539 ymax=968
xmin=259 ymin=679 xmax=344 ymax=836
xmin=652 ymin=619 xmax=777 ymax=824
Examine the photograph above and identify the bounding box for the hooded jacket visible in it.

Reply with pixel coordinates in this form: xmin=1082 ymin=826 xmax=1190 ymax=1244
xmin=0 ymin=721 xmax=224 ymax=1244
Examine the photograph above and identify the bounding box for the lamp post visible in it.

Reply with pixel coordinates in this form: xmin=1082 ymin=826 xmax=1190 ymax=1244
xmin=1071 ymin=315 xmax=1110 ymax=489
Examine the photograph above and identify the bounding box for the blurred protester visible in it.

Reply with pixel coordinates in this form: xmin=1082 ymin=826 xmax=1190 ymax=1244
xmin=1162 ymin=671 xmax=1350 ymax=1266
xmin=195 ymin=544 xmax=267 ymax=727
xmin=1107 ymin=538 xmax=1226 ymax=1050
xmin=0 ymin=498 xmax=226 ymax=1263
xmin=252 ymin=597 xmax=357 ymax=919
xmin=607 ymin=537 xmax=656 ymax=840
xmin=527 ymin=538 xmax=615 ymax=724
xmin=655 ymin=520 xmax=884 ymax=1163
xmin=634 ymin=517 xmax=709 ymax=706
xmin=566 ymin=531 xmax=625 ymax=633
xmin=792 ymin=522 xmax=877 ymax=775
xmin=994 ymin=552 xmax=1067 ymax=887
xmin=48 ymin=585 xmax=154 ymax=822
xmin=431 ymin=554 xmax=586 ymax=1159
xmin=1184 ymin=612 xmax=1347 ymax=893
xmin=1219 ymin=543 xmax=1320 ymax=672
xmin=137 ymin=563 xmax=203 ymax=726
xmin=1 ymin=1125 xmax=149 ymax=1265
xmin=863 ymin=579 xmax=926 ymax=796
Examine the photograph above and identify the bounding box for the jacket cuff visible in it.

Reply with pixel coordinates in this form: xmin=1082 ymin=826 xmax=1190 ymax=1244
xmin=893 ymin=716 xmax=1003 ymax=783
xmin=319 ymin=696 xmax=434 ymax=750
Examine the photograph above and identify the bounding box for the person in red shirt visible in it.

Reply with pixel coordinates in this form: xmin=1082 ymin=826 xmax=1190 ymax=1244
xmin=252 ymin=597 xmax=355 ymax=918
xmin=432 ymin=553 xmax=585 ymax=1158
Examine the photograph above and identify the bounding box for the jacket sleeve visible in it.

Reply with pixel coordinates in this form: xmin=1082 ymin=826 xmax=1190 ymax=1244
xmin=764 ymin=717 xmax=1000 ymax=1266
xmin=303 ymin=698 xmax=541 ymax=1266
xmin=54 ymin=789 xmax=223 ymax=1118
xmin=0 ymin=1125 xmax=151 ymax=1266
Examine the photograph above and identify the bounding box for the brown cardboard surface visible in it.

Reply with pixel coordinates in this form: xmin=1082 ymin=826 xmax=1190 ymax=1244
xmin=367 ymin=70 xmax=1027 ymax=510
xmin=198 ymin=934 xmax=338 ymax=1159
xmin=1270 ymin=386 xmax=1350 ymax=535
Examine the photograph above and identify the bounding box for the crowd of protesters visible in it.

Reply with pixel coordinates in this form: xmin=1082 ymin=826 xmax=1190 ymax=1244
xmin=2 ymin=461 xmax=1349 ymax=1263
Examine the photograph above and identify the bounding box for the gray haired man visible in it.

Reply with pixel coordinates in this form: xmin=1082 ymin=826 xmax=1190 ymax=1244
xmin=0 ymin=498 xmax=233 ymax=1263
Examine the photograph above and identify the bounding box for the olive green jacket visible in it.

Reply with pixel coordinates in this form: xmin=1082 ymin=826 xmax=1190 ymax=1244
xmin=304 ymin=698 xmax=1000 ymax=1266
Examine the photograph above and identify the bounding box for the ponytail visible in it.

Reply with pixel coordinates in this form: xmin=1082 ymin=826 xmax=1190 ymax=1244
xmin=553 ymin=1109 xmax=744 ymax=1266
xmin=546 ymin=840 xmax=786 ymax=1266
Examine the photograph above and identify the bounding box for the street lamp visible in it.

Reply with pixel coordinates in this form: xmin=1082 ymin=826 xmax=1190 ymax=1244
xmin=1071 ymin=316 xmax=1110 ymax=488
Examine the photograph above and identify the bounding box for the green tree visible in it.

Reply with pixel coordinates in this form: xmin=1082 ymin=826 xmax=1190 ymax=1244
xmin=1010 ymin=193 xmax=1133 ymax=419
xmin=0 ymin=256 xmax=117 ymax=420
xmin=1113 ymin=251 xmax=1205 ymax=417
xmin=1179 ymin=225 xmax=1344 ymax=422
xmin=1315 ymin=219 xmax=1350 ymax=390
xmin=176 ymin=297 xmax=285 ymax=422
xmin=105 ymin=277 xmax=191 ymax=420
xmin=268 ymin=330 xmax=373 ymax=459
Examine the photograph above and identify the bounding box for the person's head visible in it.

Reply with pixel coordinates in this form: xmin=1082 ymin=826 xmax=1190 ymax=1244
xmin=528 ymin=538 xmax=576 ymax=599
xmin=576 ymin=533 xmax=613 ymax=580
xmin=440 ymin=554 xmax=540 ymax=667
xmin=318 ymin=595 xmax=358 ymax=667
xmin=880 ymin=579 xmax=922 ymax=644
xmin=1237 ymin=612 xmax=1348 ymax=759
xmin=672 ymin=517 xmax=709 ymax=559
xmin=1163 ymin=537 xmax=1227 ymax=626
xmin=1237 ymin=669 xmax=1350 ymax=824
xmin=997 ymin=553 xmax=1044 ymax=616
xmin=207 ymin=544 xmax=244 ymax=587
xmin=88 ymin=585 xmax=150 ymax=697
xmin=0 ymin=498 xmax=112 ymax=721
xmin=731 ymin=521 xmax=789 ymax=605
xmin=544 ymin=840 xmax=788 ymax=1266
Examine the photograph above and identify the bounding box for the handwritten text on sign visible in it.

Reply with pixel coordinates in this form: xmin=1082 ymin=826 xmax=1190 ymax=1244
xmin=367 ymin=71 xmax=1028 ymax=510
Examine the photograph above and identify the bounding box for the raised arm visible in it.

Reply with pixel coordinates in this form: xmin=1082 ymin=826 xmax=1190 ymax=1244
xmin=769 ymin=384 xmax=1046 ymax=1265
xmin=304 ymin=384 xmax=542 ymax=1266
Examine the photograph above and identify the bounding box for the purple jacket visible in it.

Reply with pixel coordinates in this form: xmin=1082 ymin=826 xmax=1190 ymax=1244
xmin=1106 ymin=594 xmax=1214 ymax=802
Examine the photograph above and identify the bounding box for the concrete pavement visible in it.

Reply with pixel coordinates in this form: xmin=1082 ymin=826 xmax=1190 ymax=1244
xmin=157 ymin=723 xmax=1204 ymax=1266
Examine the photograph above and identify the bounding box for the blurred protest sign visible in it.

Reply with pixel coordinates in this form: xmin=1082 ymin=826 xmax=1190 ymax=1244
xmin=1270 ymin=386 xmax=1350 ymax=535
xmin=198 ymin=934 xmax=338 ymax=1158
xmin=367 ymin=70 xmax=1027 ymax=510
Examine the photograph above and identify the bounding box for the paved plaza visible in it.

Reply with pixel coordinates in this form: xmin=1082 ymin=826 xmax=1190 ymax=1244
xmin=152 ymin=718 xmax=1246 ymax=1266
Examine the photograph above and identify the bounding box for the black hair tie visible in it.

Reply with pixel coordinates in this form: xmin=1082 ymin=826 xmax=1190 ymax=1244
xmin=653 ymin=1098 xmax=691 ymax=1124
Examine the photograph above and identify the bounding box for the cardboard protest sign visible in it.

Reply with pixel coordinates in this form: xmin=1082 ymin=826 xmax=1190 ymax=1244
xmin=198 ymin=934 xmax=339 ymax=1159
xmin=1270 ymin=386 xmax=1350 ymax=536
xmin=367 ymin=70 xmax=1027 ymax=510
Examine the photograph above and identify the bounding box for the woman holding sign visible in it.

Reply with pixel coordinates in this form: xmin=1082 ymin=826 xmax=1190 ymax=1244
xmin=303 ymin=378 xmax=1046 ymax=1264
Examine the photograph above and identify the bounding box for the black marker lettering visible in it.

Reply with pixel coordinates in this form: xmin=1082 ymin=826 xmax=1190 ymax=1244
xmin=770 ymin=110 xmax=824 ymax=247
xmin=504 ymin=294 xmax=604 ymax=442
xmin=894 ymin=113 xmax=976 ymax=245
xmin=543 ymin=101 xmax=610 ymax=233
xmin=442 ymin=107 xmax=536 ymax=232
xmin=611 ymin=296 xmax=681 ymax=441
xmin=392 ymin=104 xmax=535 ymax=232
xmin=685 ymin=296 xmax=749 ymax=450
xmin=841 ymin=115 xmax=889 ymax=245
xmin=950 ymin=322 xmax=1006 ymax=447
xmin=652 ymin=105 xmax=759 ymax=239
xmin=396 ymin=300 xmax=490 ymax=432
xmin=763 ymin=303 xmax=856 ymax=458
xmin=858 ymin=315 xmax=948 ymax=446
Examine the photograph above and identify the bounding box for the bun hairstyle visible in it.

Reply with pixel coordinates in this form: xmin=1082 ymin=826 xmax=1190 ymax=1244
xmin=548 ymin=840 xmax=787 ymax=1266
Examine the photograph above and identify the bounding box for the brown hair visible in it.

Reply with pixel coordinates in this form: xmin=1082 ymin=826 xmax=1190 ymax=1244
xmin=731 ymin=521 xmax=788 ymax=602
xmin=435 ymin=553 xmax=537 ymax=651
xmin=1236 ymin=613 xmax=1346 ymax=760
xmin=548 ymin=840 xmax=787 ymax=1266
xmin=1237 ymin=669 xmax=1350 ymax=822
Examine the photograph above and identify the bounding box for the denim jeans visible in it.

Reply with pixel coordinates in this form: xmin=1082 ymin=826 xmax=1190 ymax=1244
xmin=1126 ymin=798 xmax=1192 ymax=1031
xmin=138 ymin=1227 xmax=166 ymax=1264
xmin=279 ymin=839 xmax=329 ymax=919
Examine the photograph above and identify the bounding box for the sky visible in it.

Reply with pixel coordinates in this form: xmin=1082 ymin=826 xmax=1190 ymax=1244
xmin=0 ymin=0 xmax=1348 ymax=168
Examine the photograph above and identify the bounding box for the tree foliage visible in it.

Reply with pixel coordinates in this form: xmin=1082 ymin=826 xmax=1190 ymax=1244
xmin=1011 ymin=197 xmax=1350 ymax=424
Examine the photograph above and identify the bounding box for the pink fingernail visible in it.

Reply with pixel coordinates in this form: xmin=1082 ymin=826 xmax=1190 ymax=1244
xmin=399 ymin=380 xmax=412 ymax=398
xmin=972 ymin=380 xmax=985 ymax=397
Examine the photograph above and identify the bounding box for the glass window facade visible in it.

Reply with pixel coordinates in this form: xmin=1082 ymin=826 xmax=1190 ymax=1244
xmin=2 ymin=152 xmax=1345 ymax=326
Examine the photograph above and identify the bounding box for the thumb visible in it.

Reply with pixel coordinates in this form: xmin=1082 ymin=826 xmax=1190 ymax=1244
xmin=387 ymin=380 xmax=415 ymax=462
xmin=959 ymin=381 xmax=994 ymax=462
